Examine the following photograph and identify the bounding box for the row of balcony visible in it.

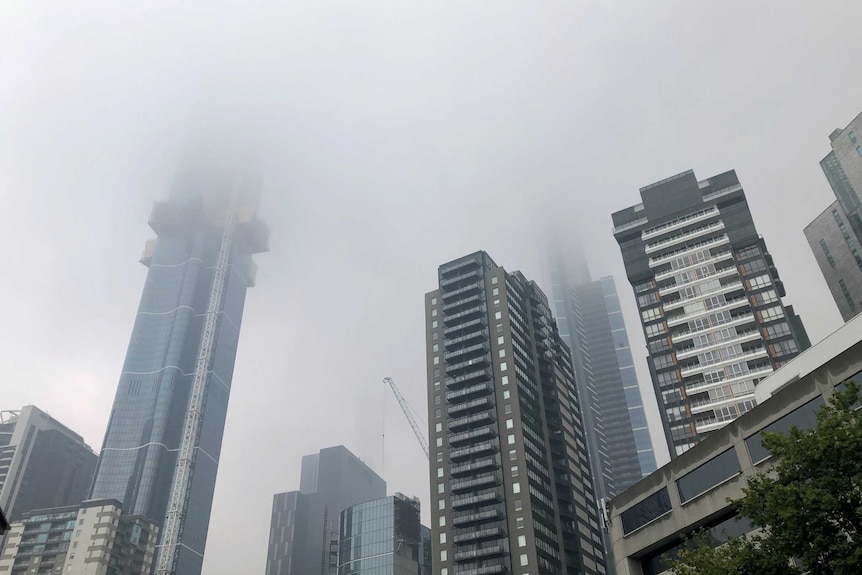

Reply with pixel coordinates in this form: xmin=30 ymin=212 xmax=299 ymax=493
xmin=680 ymin=346 xmax=767 ymax=378
xmin=661 ymin=280 xmax=744 ymax=313
xmin=684 ymin=365 xmax=773 ymax=395
xmin=449 ymin=426 xmax=495 ymax=446
xmin=451 ymin=473 xmax=499 ymax=493
xmin=452 ymin=527 xmax=504 ymax=544
xmin=671 ymin=312 xmax=756 ymax=344
xmin=453 ymin=545 xmax=505 ymax=562
xmin=450 ymin=439 xmax=497 ymax=460
xmin=452 ymin=509 xmax=503 ymax=526
xmin=442 ymin=280 xmax=483 ymax=302
xmin=658 ymin=265 xmax=739 ymax=296
xmin=666 ymin=296 xmax=750 ymax=328
xmin=450 ymin=456 xmax=499 ymax=476
xmin=441 ymin=268 xmax=481 ymax=288
xmin=454 ymin=563 xmax=507 ymax=575
xmin=449 ymin=412 xmax=495 ymax=432
xmin=644 ymin=220 xmax=726 ymax=254
xmin=675 ymin=329 xmax=761 ymax=360
xmin=642 ymin=206 xmax=719 ymax=240
xmin=443 ymin=294 xmax=483 ymax=314
xmin=447 ymin=381 xmax=493 ymax=402
xmin=655 ymin=251 xmax=734 ymax=281
xmin=451 ymin=491 xmax=501 ymax=510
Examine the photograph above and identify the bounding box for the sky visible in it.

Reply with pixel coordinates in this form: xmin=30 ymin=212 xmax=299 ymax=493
xmin=1 ymin=1 xmax=861 ymax=573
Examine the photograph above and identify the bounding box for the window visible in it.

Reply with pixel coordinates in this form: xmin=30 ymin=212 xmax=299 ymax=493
xmin=492 ymin=276 xmax=498 ymax=284
xmin=520 ymin=554 xmax=529 ymax=566
xmin=439 ymin=516 xmax=446 ymax=527
xmin=511 ymin=465 xmax=519 ymax=477
xmin=514 ymin=499 xmax=522 ymax=511
xmin=440 ymin=550 xmax=448 ymax=561
xmin=839 ymin=279 xmax=856 ymax=311
xmin=438 ymin=499 xmax=445 ymax=510
xmin=748 ymin=274 xmax=771 ymax=289
xmin=820 ymin=239 xmax=836 ymax=267
xmin=434 ymin=380 xmax=440 ymax=390
xmin=677 ymin=448 xmax=741 ymax=503
xmin=496 ymin=324 xmax=503 ymax=332
xmin=509 ymin=449 xmax=517 ymax=461
xmin=850 ymin=131 xmax=858 ymax=144
xmin=736 ymin=245 xmax=762 ymax=260
xmin=741 ymin=259 xmax=767 ymax=275
xmin=506 ymin=419 xmax=514 ymax=429
xmin=438 ymin=483 xmax=445 ymax=494
xmin=635 ymin=279 xmax=654 ymax=293
xmin=649 ymin=338 xmax=671 ymax=353
xmin=745 ymin=396 xmax=824 ymax=463
xmin=500 ymin=362 xmax=508 ymax=371
xmin=436 ymin=437 xmax=443 ymax=447
xmin=436 ymin=452 xmax=443 ymax=462
xmin=503 ymin=390 xmax=510 ymax=399
xmin=753 ymin=289 xmax=778 ymax=306
xmin=433 ymin=356 xmax=439 ymax=365
xmin=657 ymin=371 xmax=680 ymax=387
xmin=638 ymin=292 xmax=658 ymax=307
xmin=431 ymin=308 xmax=438 ymax=317
xmin=760 ymin=305 xmax=784 ymax=322
xmin=497 ymin=336 xmax=504 ymax=344
xmin=765 ymin=322 xmax=791 ymax=338
xmin=435 ymin=423 xmax=442 ymax=432
xmin=431 ymin=297 xmax=437 ymax=305
xmin=645 ymin=323 xmax=667 ymax=338
xmin=495 ymin=311 xmax=502 ymax=320
xmin=772 ymin=340 xmax=799 ymax=356
xmin=432 ymin=331 xmax=438 ymax=340
xmin=502 ymin=375 xmax=509 ymax=385
xmin=434 ymin=369 xmax=440 ymax=378
xmin=493 ymin=299 xmax=500 ymax=306
xmin=435 ymin=395 xmax=441 ymax=404
xmin=433 ymin=343 xmax=439 ymax=353
xmin=78 ymin=519 xmax=84 ymax=526
xmin=516 ymin=517 xmax=524 ymax=529
xmin=505 ymin=404 xmax=512 ymax=414
xmin=507 ymin=434 xmax=516 ymax=445
xmin=499 ymin=349 xmax=506 ymax=358
xmin=440 ymin=532 xmax=447 ymax=544
xmin=441 ymin=569 xmax=448 ymax=575
xmin=432 ymin=320 xmax=438 ymax=328
xmin=620 ymin=487 xmax=672 ymax=534
xmin=857 ymin=145 xmax=862 ymax=157
xmin=518 ymin=535 xmax=527 ymax=547
xmin=435 ymin=409 xmax=441 ymax=418
xmin=493 ymin=287 xmax=499 ymax=296
xmin=653 ymin=354 xmax=674 ymax=370
xmin=513 ymin=482 xmax=521 ymax=494
xmin=642 ymin=308 xmax=662 ymax=322
xmin=437 ymin=467 xmax=444 ymax=478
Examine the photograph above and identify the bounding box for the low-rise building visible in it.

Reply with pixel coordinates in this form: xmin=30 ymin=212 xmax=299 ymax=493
xmin=607 ymin=313 xmax=862 ymax=575
xmin=0 ymin=499 xmax=158 ymax=575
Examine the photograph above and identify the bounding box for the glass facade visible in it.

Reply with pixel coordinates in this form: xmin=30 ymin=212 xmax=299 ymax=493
xmin=338 ymin=495 xmax=423 ymax=575
xmin=89 ymin=163 xmax=268 ymax=575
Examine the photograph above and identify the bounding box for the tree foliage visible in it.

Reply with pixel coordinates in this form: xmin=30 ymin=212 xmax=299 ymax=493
xmin=670 ymin=382 xmax=862 ymax=575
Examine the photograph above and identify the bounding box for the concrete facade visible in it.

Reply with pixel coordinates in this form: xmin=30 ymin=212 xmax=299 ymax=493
xmin=607 ymin=314 xmax=862 ymax=575
xmin=804 ymin=201 xmax=862 ymax=321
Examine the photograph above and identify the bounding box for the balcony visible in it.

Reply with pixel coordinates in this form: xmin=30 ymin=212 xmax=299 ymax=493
xmin=453 ymin=545 xmax=506 ymax=562
xmin=447 ymin=382 xmax=493 ymax=402
xmin=613 ymin=216 xmax=648 ymax=235
xmin=447 ymin=355 xmax=490 ymax=373
xmin=662 ymin=281 xmax=744 ymax=313
xmin=671 ymin=313 xmax=756 ymax=344
xmin=445 ymin=330 xmax=486 ymax=350
xmin=443 ymin=305 xmax=486 ymax=327
xmin=444 ymin=294 xmax=484 ymax=314
xmin=452 ymin=509 xmax=503 ymax=526
xmin=666 ymin=296 xmax=750 ymax=328
xmin=645 ymin=220 xmax=726 ymax=254
xmin=684 ymin=366 xmax=773 ymax=395
xmin=446 ymin=368 xmax=492 ymax=389
xmin=454 ymin=564 xmax=507 ymax=575
xmin=451 ymin=473 xmax=499 ymax=492
xmin=446 ymin=343 xmax=490 ymax=362
xmin=649 ymin=235 xmax=731 ymax=268
xmin=449 ymin=412 xmax=495 ymax=432
xmin=450 ymin=440 xmax=497 ymax=460
xmin=702 ymin=183 xmax=743 ymax=202
xmin=658 ymin=266 xmax=739 ymax=296
xmin=452 ymin=527 xmax=504 ymax=544
xmin=680 ymin=346 xmax=767 ymax=377
xmin=447 ymin=397 xmax=492 ymax=417
xmin=444 ymin=318 xmax=486 ymax=338
xmin=654 ymin=251 xmax=734 ymax=281
xmin=449 ymin=426 xmax=495 ymax=446
xmin=441 ymin=257 xmax=480 ymax=277
xmin=442 ymin=281 xmax=484 ymax=302
xmin=642 ymin=206 xmax=719 ymax=240
xmin=451 ymin=457 xmax=499 ymax=476
xmin=442 ymin=268 xmax=481 ymax=288
xmin=451 ymin=491 xmax=501 ymax=509
xmin=690 ymin=391 xmax=757 ymax=415
xmin=675 ymin=329 xmax=761 ymax=360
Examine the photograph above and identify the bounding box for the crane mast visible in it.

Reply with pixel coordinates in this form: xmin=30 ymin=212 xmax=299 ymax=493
xmin=155 ymin=190 xmax=239 ymax=575
xmin=384 ymin=377 xmax=430 ymax=459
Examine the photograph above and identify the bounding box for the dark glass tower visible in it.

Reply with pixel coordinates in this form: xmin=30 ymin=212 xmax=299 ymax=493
xmin=426 ymin=252 xmax=606 ymax=575
xmin=612 ymin=169 xmax=809 ymax=457
xmin=89 ymin=151 xmax=269 ymax=575
xmin=549 ymin=244 xmax=657 ymax=502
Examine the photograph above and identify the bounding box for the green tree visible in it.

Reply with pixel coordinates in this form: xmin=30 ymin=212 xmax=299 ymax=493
xmin=670 ymin=382 xmax=862 ymax=575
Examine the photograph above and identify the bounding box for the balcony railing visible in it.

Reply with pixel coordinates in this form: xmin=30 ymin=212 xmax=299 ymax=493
xmin=443 ymin=294 xmax=483 ymax=313
xmin=642 ymin=206 xmax=719 ymax=239
xmin=680 ymin=346 xmax=767 ymax=377
xmin=658 ymin=266 xmax=739 ymax=295
xmin=612 ymin=216 xmax=648 ymax=234
xmin=666 ymin=296 xmax=750 ymax=327
xmin=451 ymin=473 xmax=499 ymax=492
xmin=654 ymin=251 xmax=734 ymax=281
xmin=452 ymin=509 xmax=503 ymax=526
xmin=450 ymin=440 xmax=497 ymax=460
xmin=450 ymin=456 xmax=499 ymax=476
xmin=649 ymin=234 xmax=730 ymax=268
xmin=445 ymin=343 xmax=490 ymax=361
xmin=684 ymin=366 xmax=773 ymax=395
xmin=645 ymin=220 xmax=726 ymax=254
xmin=446 ymin=368 xmax=492 ymax=389
xmin=661 ymin=281 xmax=744 ymax=313
xmin=675 ymin=329 xmax=761 ymax=360
xmin=451 ymin=491 xmax=501 ymax=509
xmin=444 ymin=318 xmax=485 ymax=337
xmin=453 ymin=545 xmax=505 ymax=562
xmin=446 ymin=382 xmax=493 ymax=402
xmin=441 ymin=268 xmax=480 ymax=288
xmin=452 ymin=527 xmax=503 ymax=544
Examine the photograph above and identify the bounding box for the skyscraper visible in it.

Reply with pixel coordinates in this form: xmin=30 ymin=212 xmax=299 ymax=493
xmin=612 ymin=169 xmax=810 ymax=457
xmin=426 ymin=251 xmax=606 ymax=575
xmin=266 ymin=446 xmax=386 ymax=575
xmin=804 ymin=201 xmax=862 ymax=321
xmin=337 ymin=494 xmax=427 ymax=575
xmin=549 ymin=243 xmax=657 ymax=502
xmin=805 ymin=113 xmax=862 ymax=322
xmin=0 ymin=406 xmax=97 ymax=522
xmin=88 ymin=151 xmax=269 ymax=575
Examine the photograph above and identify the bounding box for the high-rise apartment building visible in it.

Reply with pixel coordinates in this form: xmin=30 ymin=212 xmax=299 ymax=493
xmin=612 ymin=169 xmax=810 ymax=457
xmin=426 ymin=251 xmax=606 ymax=575
xmin=0 ymin=406 xmax=97 ymax=522
xmin=805 ymin=113 xmax=862 ymax=322
xmin=0 ymin=499 xmax=158 ymax=575
xmin=549 ymin=244 xmax=657 ymax=502
xmin=337 ymin=494 xmax=428 ymax=575
xmin=266 ymin=446 xmax=386 ymax=575
xmin=804 ymin=201 xmax=862 ymax=321
xmin=88 ymin=152 xmax=269 ymax=575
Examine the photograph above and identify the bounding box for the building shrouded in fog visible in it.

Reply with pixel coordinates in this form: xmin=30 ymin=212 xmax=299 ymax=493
xmin=88 ymin=147 xmax=269 ymax=575
xmin=426 ymin=251 xmax=606 ymax=575
xmin=612 ymin=169 xmax=809 ymax=457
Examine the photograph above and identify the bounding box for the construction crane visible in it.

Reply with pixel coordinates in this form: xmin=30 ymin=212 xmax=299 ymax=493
xmin=155 ymin=190 xmax=239 ymax=575
xmin=383 ymin=377 xmax=429 ymax=459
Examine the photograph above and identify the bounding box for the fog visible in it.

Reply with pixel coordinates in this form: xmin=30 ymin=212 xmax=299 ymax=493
xmin=1 ymin=1 xmax=860 ymax=573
